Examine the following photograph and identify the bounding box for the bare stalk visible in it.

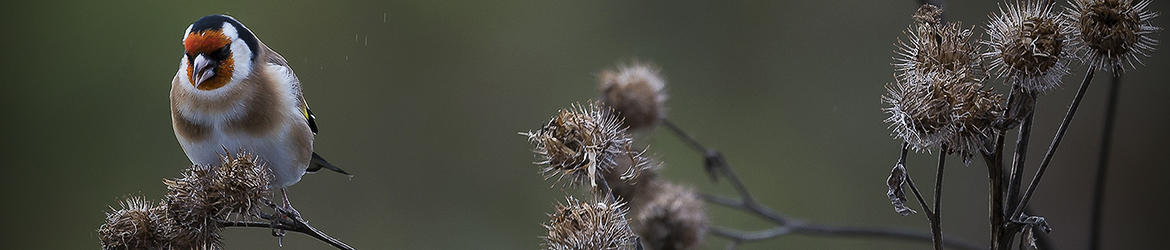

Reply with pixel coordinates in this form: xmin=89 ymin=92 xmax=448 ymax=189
xmin=1012 ymin=68 xmax=1096 ymax=220
xmin=932 ymin=147 xmax=946 ymax=250
xmin=905 ymin=168 xmax=936 ymax=218
xmin=221 ymin=201 xmax=355 ymax=250
xmin=983 ymin=131 xmax=1006 ymax=250
xmin=1001 ymin=89 xmax=1037 ymax=250
xmin=708 ymin=222 xmax=983 ymax=250
xmin=664 ymin=119 xmax=983 ymax=250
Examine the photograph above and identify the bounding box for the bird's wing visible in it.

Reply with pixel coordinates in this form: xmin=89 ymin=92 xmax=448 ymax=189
xmin=262 ymin=44 xmax=318 ymax=134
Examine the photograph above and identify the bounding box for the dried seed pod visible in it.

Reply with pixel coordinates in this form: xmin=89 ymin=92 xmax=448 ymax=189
xmin=887 ymin=4 xmax=1003 ymax=163
xmin=632 ymin=180 xmax=708 ymax=250
xmin=524 ymin=102 xmax=649 ymax=188
xmin=985 ymin=0 xmax=1073 ymax=92
xmin=1065 ymin=0 xmax=1161 ymax=71
xmin=599 ymin=62 xmax=669 ymax=131
xmin=895 ymin=4 xmax=985 ymax=86
xmin=543 ymin=196 xmax=636 ymax=250
xmin=99 ymin=197 xmax=167 ymax=250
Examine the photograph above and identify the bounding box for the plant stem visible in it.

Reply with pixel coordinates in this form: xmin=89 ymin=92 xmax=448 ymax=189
xmin=707 ymin=221 xmax=984 ymax=250
xmin=666 ymin=119 xmax=984 ymax=249
xmin=223 ymin=202 xmax=355 ymax=250
xmin=662 ymin=119 xmax=727 ymax=181
xmin=986 ymin=131 xmax=1006 ymax=250
xmin=1008 ymin=111 xmax=1035 ymax=209
xmin=1012 ymin=68 xmax=1095 ymax=220
xmin=905 ymin=170 xmax=935 ymax=217
xmin=1002 ymin=103 xmax=1036 ymax=250
xmin=1089 ymin=73 xmax=1121 ymax=250
xmin=932 ymin=147 xmax=946 ymax=250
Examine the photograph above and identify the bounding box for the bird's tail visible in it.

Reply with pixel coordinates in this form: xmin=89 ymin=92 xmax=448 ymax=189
xmin=307 ymin=152 xmax=351 ymax=176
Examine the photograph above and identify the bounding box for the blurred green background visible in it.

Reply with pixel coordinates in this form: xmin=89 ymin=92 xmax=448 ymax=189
xmin=1 ymin=0 xmax=1167 ymax=249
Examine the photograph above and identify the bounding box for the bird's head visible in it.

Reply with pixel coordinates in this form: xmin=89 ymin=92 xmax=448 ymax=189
xmin=181 ymin=14 xmax=258 ymax=91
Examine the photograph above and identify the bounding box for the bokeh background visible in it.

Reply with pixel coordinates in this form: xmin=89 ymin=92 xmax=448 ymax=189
xmin=1 ymin=0 xmax=1167 ymax=249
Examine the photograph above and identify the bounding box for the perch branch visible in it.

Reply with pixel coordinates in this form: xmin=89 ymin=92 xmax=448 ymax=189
xmin=220 ymin=201 xmax=355 ymax=250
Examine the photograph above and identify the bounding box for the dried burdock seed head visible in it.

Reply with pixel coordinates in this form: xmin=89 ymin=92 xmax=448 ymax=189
xmin=632 ymin=180 xmax=708 ymax=250
xmin=210 ymin=152 xmax=273 ymax=216
xmin=1066 ymin=0 xmax=1161 ymax=71
xmin=883 ymin=76 xmax=954 ymax=153
xmin=944 ymin=71 xmax=1005 ymax=163
xmin=985 ymin=0 xmax=1073 ymax=92
xmin=889 ymin=4 xmax=1003 ymax=163
xmin=884 ymin=69 xmax=1003 ymax=163
xmin=523 ymin=101 xmax=649 ymax=189
xmin=544 ymin=196 xmax=636 ymax=250
xmin=914 ymin=3 xmax=945 ymax=24
xmin=896 ymin=4 xmax=984 ymax=84
xmin=162 ymin=151 xmax=273 ymax=249
xmin=99 ymin=197 xmax=167 ymax=250
xmin=599 ymin=62 xmax=669 ymax=131
xmin=163 ymin=165 xmax=222 ymax=249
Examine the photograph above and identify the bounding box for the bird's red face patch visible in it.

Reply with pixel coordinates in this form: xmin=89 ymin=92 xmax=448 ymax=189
xmin=184 ymin=30 xmax=230 ymax=55
xmin=183 ymin=30 xmax=234 ymax=90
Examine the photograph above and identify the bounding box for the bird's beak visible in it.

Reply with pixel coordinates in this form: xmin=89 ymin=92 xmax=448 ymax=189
xmin=191 ymin=54 xmax=215 ymax=87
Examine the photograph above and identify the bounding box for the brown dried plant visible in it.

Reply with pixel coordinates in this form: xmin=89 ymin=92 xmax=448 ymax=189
xmin=522 ymin=101 xmax=649 ymax=189
xmin=543 ymin=196 xmax=637 ymax=250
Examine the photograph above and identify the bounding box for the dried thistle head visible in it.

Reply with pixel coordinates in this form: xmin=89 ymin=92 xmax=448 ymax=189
xmin=543 ymin=196 xmax=636 ymax=250
xmin=163 ymin=164 xmax=222 ymax=249
xmin=884 ymin=70 xmax=1003 ymax=163
xmin=888 ymin=4 xmax=1003 ymax=162
xmin=985 ymin=0 xmax=1073 ymax=92
xmin=883 ymin=76 xmax=954 ymax=152
xmin=162 ymin=151 xmax=273 ymax=249
xmin=1065 ymin=0 xmax=1161 ymax=71
xmin=523 ymin=102 xmax=648 ymax=188
xmin=210 ymin=152 xmax=273 ymax=215
xmin=914 ymin=3 xmax=945 ymax=24
xmin=599 ymin=62 xmax=669 ymax=131
xmin=632 ymin=180 xmax=708 ymax=250
xmin=896 ymin=4 xmax=984 ymax=84
xmin=99 ymin=197 xmax=167 ymax=250
xmin=943 ymin=71 xmax=1005 ymax=162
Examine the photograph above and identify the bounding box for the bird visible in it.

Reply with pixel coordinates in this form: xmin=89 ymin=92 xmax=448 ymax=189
xmin=170 ymin=14 xmax=349 ymax=216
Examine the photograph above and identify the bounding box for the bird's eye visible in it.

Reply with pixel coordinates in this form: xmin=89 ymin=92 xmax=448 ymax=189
xmin=210 ymin=46 xmax=231 ymax=60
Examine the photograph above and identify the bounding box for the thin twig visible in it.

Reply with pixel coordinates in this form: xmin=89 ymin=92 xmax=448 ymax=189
xmin=708 ymin=222 xmax=984 ymax=250
xmin=902 ymin=143 xmax=936 ymax=217
xmin=1012 ymin=68 xmax=1096 ymax=220
xmin=931 ymin=147 xmax=946 ymax=250
xmin=664 ymin=119 xmax=983 ymax=249
xmin=905 ymin=169 xmax=936 ymax=217
xmin=1089 ymin=73 xmax=1121 ymax=250
xmin=662 ymin=119 xmax=727 ymax=182
xmin=221 ymin=202 xmax=355 ymax=250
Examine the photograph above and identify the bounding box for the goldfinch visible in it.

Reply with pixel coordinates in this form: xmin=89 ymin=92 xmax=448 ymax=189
xmin=170 ymin=14 xmax=349 ymax=212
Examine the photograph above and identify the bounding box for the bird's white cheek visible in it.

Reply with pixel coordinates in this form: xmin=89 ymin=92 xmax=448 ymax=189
xmin=229 ymin=41 xmax=253 ymax=83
